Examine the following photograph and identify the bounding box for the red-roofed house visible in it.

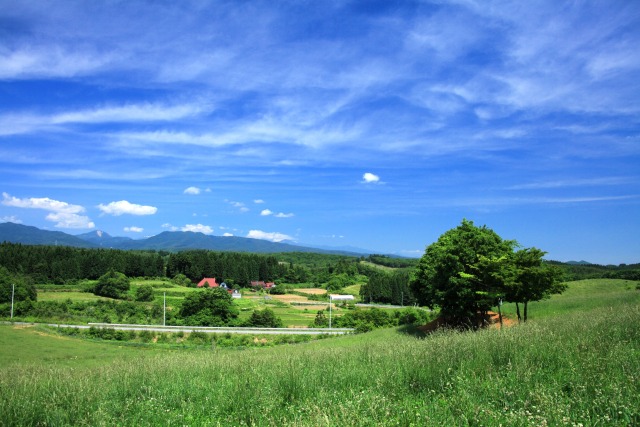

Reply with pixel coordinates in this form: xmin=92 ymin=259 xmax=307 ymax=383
xmin=250 ymin=281 xmax=276 ymax=289
xmin=197 ymin=277 xmax=219 ymax=288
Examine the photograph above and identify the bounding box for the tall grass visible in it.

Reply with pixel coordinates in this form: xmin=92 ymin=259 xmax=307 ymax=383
xmin=1 ymin=302 xmax=638 ymax=426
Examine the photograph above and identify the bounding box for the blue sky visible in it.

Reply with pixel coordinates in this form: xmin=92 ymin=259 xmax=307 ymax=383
xmin=1 ymin=1 xmax=639 ymax=264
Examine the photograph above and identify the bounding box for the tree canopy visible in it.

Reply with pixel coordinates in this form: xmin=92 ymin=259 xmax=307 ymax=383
xmin=410 ymin=219 xmax=564 ymax=328
xmin=179 ymin=287 xmax=239 ymax=326
xmin=0 ymin=266 xmax=37 ymax=304
xmin=94 ymin=269 xmax=130 ymax=299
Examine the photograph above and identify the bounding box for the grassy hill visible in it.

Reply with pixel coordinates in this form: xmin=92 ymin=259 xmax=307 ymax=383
xmin=1 ymin=279 xmax=638 ymax=426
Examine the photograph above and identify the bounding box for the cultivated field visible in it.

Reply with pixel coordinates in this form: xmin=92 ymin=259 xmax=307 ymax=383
xmin=1 ymin=279 xmax=638 ymax=426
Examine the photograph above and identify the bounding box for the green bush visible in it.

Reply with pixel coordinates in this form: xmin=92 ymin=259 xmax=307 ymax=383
xmin=135 ymin=285 xmax=154 ymax=302
xmin=244 ymin=308 xmax=283 ymax=328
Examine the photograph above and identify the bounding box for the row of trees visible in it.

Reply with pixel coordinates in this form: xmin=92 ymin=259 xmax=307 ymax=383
xmin=0 ymin=243 xmax=164 ymax=283
xmin=166 ymin=251 xmax=285 ymax=285
xmin=410 ymin=220 xmax=566 ymax=328
xmin=359 ymin=269 xmax=415 ymax=306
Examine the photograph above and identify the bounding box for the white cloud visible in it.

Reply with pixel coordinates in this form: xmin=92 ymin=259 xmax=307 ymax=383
xmin=362 ymin=172 xmax=380 ymax=184
xmin=45 ymin=212 xmax=95 ymax=229
xmin=260 ymin=208 xmax=293 ymax=218
xmin=223 ymin=232 xmax=234 ymax=237
xmin=254 ymin=199 xmax=265 ymax=204
xmin=98 ymin=200 xmax=157 ymax=216
xmin=184 ymin=186 xmax=201 ymax=195
xmin=181 ymin=224 xmax=214 ymax=234
xmin=124 ymin=226 xmax=144 ymax=233
xmin=246 ymin=230 xmax=293 ymax=243
xmin=162 ymin=223 xmax=179 ymax=231
xmin=3 ymin=192 xmax=84 ymax=214
xmin=2 ymin=192 xmax=94 ymax=229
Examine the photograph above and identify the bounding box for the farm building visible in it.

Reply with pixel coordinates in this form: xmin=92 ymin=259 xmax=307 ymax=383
xmin=197 ymin=277 xmax=219 ymax=288
xmin=250 ymin=281 xmax=276 ymax=289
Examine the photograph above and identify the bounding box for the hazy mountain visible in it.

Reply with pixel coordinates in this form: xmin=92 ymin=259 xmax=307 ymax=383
xmin=0 ymin=222 xmax=94 ymax=248
xmin=0 ymin=222 xmax=366 ymax=255
xmin=76 ymin=230 xmax=134 ymax=247
xmin=115 ymin=231 xmax=361 ymax=255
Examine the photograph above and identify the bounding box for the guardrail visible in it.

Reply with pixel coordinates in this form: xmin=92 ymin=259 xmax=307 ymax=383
xmin=81 ymin=323 xmax=355 ymax=335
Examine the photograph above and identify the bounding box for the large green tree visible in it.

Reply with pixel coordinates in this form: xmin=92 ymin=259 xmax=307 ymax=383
xmin=410 ymin=220 xmax=516 ymax=328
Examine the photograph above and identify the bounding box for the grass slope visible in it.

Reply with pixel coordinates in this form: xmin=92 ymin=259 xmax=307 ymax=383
xmin=0 ymin=279 xmax=638 ymax=426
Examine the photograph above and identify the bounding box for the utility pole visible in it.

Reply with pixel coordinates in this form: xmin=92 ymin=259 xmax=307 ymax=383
xmin=328 ymin=295 xmax=332 ymax=329
xmin=10 ymin=283 xmax=15 ymax=320
xmin=163 ymin=292 xmax=166 ymax=326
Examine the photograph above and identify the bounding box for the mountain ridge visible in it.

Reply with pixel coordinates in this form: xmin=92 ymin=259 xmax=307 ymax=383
xmin=0 ymin=222 xmax=367 ymax=256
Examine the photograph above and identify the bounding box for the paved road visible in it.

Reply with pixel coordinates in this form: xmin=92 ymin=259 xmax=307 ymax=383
xmin=4 ymin=321 xmax=353 ymax=335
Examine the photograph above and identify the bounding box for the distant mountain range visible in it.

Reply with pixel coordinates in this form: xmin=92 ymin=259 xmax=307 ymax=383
xmin=0 ymin=222 xmax=369 ymax=256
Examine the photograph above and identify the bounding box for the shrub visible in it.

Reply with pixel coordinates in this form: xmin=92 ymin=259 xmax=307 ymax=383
xmin=244 ymin=308 xmax=283 ymax=328
xmin=135 ymin=285 xmax=154 ymax=302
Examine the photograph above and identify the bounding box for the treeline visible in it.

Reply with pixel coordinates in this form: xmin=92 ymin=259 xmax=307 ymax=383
xmin=0 ymin=242 xmax=164 ymax=283
xmin=548 ymin=261 xmax=640 ymax=281
xmin=0 ymin=243 xmax=367 ymax=288
xmin=359 ymin=269 xmax=415 ymax=306
xmin=366 ymin=254 xmax=419 ymax=269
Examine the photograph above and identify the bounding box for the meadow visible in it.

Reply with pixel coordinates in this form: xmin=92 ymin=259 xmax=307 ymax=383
xmin=0 ymin=279 xmax=638 ymax=426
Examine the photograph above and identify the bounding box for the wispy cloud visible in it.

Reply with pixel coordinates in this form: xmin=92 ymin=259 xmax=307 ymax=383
xmin=183 ymin=186 xmax=201 ymax=195
xmin=124 ymin=226 xmax=143 ymax=233
xmin=0 ymin=215 xmax=22 ymax=224
xmin=0 ymin=102 xmax=208 ymax=136
xmin=506 ymin=177 xmax=634 ymax=190
xmin=225 ymin=200 xmax=249 ymax=213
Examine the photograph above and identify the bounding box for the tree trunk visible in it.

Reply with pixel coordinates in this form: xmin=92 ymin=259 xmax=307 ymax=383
xmin=516 ymin=302 xmax=521 ymax=323
xmin=497 ymin=301 xmax=503 ymax=330
xmin=523 ymin=301 xmax=528 ymax=322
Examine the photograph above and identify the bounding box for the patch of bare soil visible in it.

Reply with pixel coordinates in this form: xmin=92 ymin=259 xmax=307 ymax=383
xmin=271 ymin=294 xmax=308 ymax=302
xmin=293 ymin=288 xmax=327 ymax=295
xmin=418 ymin=311 xmax=515 ymax=334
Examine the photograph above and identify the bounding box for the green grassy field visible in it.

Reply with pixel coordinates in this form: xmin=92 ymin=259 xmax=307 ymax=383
xmin=1 ymin=279 xmax=638 ymax=426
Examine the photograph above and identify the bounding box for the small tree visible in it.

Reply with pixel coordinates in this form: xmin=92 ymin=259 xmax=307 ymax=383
xmin=179 ymin=288 xmax=239 ymax=326
xmin=505 ymin=248 xmax=566 ymax=322
xmin=0 ymin=267 xmax=37 ymax=304
xmin=244 ymin=308 xmax=283 ymax=328
xmin=312 ymin=310 xmax=328 ymax=327
xmin=172 ymin=273 xmax=192 ymax=287
xmin=94 ymin=269 xmax=130 ymax=299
